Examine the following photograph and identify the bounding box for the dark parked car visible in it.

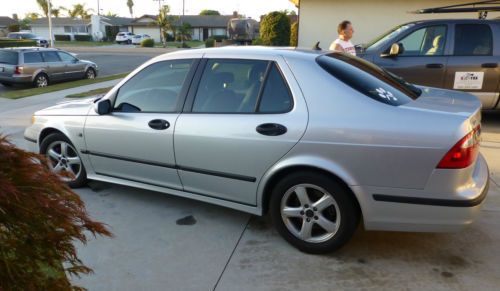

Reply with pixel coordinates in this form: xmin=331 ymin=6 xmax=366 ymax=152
xmin=7 ymin=32 xmax=49 ymax=48
xmin=0 ymin=47 xmax=98 ymax=87
xmin=358 ymin=19 xmax=500 ymax=110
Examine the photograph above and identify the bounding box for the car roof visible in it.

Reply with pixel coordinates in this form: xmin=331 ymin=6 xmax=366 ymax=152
xmin=158 ymin=46 xmax=324 ymax=61
xmin=0 ymin=47 xmax=60 ymax=52
xmin=402 ymin=18 xmax=499 ymax=26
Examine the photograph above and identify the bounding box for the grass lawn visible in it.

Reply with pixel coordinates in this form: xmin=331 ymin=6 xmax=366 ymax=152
xmin=0 ymin=73 xmax=128 ymax=100
xmin=66 ymin=87 xmax=112 ymax=98
xmin=54 ymin=41 xmax=114 ymax=47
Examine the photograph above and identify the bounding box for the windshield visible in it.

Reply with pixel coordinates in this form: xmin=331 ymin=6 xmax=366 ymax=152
xmin=364 ymin=24 xmax=414 ymax=51
xmin=316 ymin=53 xmax=421 ymax=106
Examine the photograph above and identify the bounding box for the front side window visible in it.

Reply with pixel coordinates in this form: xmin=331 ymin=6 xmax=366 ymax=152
xmin=24 ymin=52 xmax=43 ymax=63
xmin=41 ymin=51 xmax=61 ymax=62
xmin=114 ymin=60 xmax=193 ymax=113
xmin=454 ymin=24 xmax=493 ymax=56
xmin=57 ymin=52 xmax=77 ymax=62
xmin=317 ymin=53 xmax=421 ymax=106
xmin=192 ymin=59 xmax=268 ymax=113
xmin=397 ymin=25 xmax=447 ymax=56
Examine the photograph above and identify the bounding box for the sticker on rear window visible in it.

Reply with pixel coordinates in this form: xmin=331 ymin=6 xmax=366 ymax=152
xmin=453 ymin=72 xmax=484 ymax=90
xmin=375 ymin=87 xmax=398 ymax=101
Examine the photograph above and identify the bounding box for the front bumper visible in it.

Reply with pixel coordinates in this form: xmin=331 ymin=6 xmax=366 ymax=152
xmin=355 ymin=153 xmax=490 ymax=232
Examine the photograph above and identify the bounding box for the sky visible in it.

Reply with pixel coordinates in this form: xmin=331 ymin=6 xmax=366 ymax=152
xmin=2 ymin=0 xmax=298 ymax=19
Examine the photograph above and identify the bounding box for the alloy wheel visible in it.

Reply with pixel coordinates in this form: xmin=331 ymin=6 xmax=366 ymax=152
xmin=45 ymin=140 xmax=82 ymax=182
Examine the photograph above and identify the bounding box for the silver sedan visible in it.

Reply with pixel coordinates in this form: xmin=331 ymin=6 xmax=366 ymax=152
xmin=24 ymin=47 xmax=489 ymax=253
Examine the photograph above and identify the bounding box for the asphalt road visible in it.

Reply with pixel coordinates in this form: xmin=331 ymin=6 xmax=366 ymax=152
xmin=0 ymin=49 xmax=163 ymax=94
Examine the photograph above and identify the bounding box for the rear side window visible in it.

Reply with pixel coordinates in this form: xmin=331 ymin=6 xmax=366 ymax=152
xmin=317 ymin=53 xmax=420 ymax=106
xmin=41 ymin=51 xmax=61 ymax=62
xmin=24 ymin=52 xmax=43 ymax=63
xmin=258 ymin=64 xmax=293 ymax=113
xmin=0 ymin=51 xmax=18 ymax=65
xmin=454 ymin=24 xmax=493 ymax=56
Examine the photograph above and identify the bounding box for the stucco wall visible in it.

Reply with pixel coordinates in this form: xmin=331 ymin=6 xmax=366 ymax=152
xmin=298 ymin=0 xmax=500 ymax=48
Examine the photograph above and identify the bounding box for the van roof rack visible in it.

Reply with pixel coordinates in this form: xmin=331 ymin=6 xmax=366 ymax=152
xmin=413 ymin=0 xmax=500 ymax=19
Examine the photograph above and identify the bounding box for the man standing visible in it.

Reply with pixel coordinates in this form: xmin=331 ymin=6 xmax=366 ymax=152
xmin=329 ymin=20 xmax=356 ymax=56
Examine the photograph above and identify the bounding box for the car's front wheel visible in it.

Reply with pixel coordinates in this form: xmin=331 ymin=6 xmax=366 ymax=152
xmin=33 ymin=73 xmax=49 ymax=88
xmin=270 ymin=171 xmax=360 ymax=254
xmin=40 ymin=133 xmax=88 ymax=188
xmin=84 ymin=68 xmax=96 ymax=79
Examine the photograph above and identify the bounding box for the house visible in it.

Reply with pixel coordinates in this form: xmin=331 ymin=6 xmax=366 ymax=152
xmin=0 ymin=16 xmax=17 ymax=37
xmin=29 ymin=16 xmax=134 ymax=41
xmin=292 ymin=0 xmax=500 ymax=48
xmin=131 ymin=14 xmax=233 ymax=42
xmin=30 ymin=17 xmax=91 ymax=40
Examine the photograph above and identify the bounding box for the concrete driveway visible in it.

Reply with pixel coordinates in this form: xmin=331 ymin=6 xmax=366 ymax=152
xmin=1 ymin=91 xmax=499 ymax=290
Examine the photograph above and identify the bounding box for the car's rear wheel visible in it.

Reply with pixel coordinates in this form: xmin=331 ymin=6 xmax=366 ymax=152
xmin=85 ymin=68 xmax=96 ymax=79
xmin=270 ymin=171 xmax=360 ymax=254
xmin=33 ymin=73 xmax=49 ymax=88
xmin=127 ymin=39 xmax=132 ymax=44
xmin=40 ymin=133 xmax=88 ymax=188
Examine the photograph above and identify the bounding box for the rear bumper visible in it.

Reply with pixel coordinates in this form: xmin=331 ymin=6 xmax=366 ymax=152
xmin=355 ymin=153 xmax=490 ymax=232
xmin=0 ymin=75 xmax=32 ymax=84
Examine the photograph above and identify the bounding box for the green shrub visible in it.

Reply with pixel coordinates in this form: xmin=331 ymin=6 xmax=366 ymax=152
xmin=141 ymin=38 xmax=155 ymax=47
xmin=260 ymin=11 xmax=291 ymax=46
xmin=105 ymin=26 xmax=120 ymax=42
xmin=177 ymin=42 xmax=191 ymax=48
xmin=205 ymin=37 xmax=215 ymax=48
xmin=7 ymin=24 xmax=20 ymax=32
xmin=74 ymin=34 xmax=92 ymax=41
xmin=0 ymin=39 xmax=37 ymax=48
xmin=0 ymin=136 xmax=112 ymax=290
xmin=252 ymin=38 xmax=264 ymax=45
xmin=54 ymin=34 xmax=71 ymax=41
xmin=290 ymin=21 xmax=298 ymax=46
xmin=212 ymin=35 xmax=228 ymax=42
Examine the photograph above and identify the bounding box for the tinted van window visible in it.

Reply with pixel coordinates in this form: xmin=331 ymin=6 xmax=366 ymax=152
xmin=454 ymin=24 xmax=493 ymax=56
xmin=0 ymin=51 xmax=18 ymax=65
xmin=42 ymin=51 xmax=61 ymax=62
xmin=316 ymin=53 xmax=420 ymax=106
xmin=24 ymin=52 xmax=43 ymax=63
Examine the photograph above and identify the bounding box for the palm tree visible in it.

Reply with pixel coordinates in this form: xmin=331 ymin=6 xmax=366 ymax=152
xmin=66 ymin=3 xmax=93 ymax=19
xmin=127 ymin=0 xmax=134 ymax=18
xmin=156 ymin=5 xmax=177 ymax=46
xmin=36 ymin=0 xmax=65 ymax=18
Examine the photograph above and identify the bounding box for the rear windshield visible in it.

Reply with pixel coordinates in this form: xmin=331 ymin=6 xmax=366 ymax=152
xmin=0 ymin=51 xmax=19 ymax=65
xmin=316 ymin=53 xmax=421 ymax=106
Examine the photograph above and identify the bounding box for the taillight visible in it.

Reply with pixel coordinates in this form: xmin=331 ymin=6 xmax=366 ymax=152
xmin=14 ymin=66 xmax=23 ymax=74
xmin=437 ymin=125 xmax=481 ymax=169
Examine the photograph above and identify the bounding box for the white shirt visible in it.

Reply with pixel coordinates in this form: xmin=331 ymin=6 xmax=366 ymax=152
xmin=329 ymin=38 xmax=356 ymax=56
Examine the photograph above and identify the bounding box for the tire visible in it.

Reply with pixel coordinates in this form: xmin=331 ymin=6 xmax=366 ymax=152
xmin=0 ymin=82 xmax=13 ymax=87
xmin=33 ymin=73 xmax=49 ymax=88
xmin=269 ymin=171 xmax=360 ymax=254
xmin=84 ymin=68 xmax=96 ymax=79
xmin=127 ymin=39 xmax=132 ymax=44
xmin=40 ymin=133 xmax=88 ymax=188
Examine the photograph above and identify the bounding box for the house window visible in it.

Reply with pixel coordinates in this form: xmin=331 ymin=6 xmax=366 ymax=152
xmin=63 ymin=26 xmax=88 ymax=34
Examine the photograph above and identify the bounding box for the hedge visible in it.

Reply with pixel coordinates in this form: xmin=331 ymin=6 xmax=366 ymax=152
xmin=140 ymin=38 xmax=154 ymax=47
xmin=211 ymin=35 xmax=228 ymax=42
xmin=260 ymin=11 xmax=291 ymax=46
xmin=0 ymin=39 xmax=37 ymax=48
xmin=54 ymin=34 xmax=71 ymax=41
xmin=205 ymin=37 xmax=215 ymax=48
xmin=74 ymin=35 xmax=92 ymax=41
xmin=290 ymin=21 xmax=298 ymax=47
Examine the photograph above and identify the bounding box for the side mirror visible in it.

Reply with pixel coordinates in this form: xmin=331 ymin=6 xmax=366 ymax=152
xmin=95 ymin=99 xmax=111 ymax=115
xmin=381 ymin=43 xmax=402 ymax=58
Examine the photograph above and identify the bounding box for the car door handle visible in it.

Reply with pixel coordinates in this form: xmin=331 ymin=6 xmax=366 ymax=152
xmin=256 ymin=123 xmax=287 ymax=136
xmin=148 ymin=119 xmax=170 ymax=130
xmin=481 ymin=63 xmax=498 ymax=68
xmin=426 ymin=63 xmax=443 ymax=69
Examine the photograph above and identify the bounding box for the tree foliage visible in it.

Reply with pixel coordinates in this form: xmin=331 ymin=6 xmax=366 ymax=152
xmin=156 ymin=5 xmax=177 ymax=46
xmin=127 ymin=0 xmax=134 ymax=18
xmin=290 ymin=21 xmax=298 ymax=46
xmin=260 ymin=11 xmax=291 ymax=46
xmin=199 ymin=10 xmax=220 ymax=16
xmin=66 ymin=4 xmax=93 ymax=19
xmin=0 ymin=136 xmax=112 ymax=290
xmin=36 ymin=0 xmax=64 ymax=18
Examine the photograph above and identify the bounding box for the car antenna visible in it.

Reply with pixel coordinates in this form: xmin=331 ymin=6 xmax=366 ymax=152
xmin=312 ymin=42 xmax=322 ymax=51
